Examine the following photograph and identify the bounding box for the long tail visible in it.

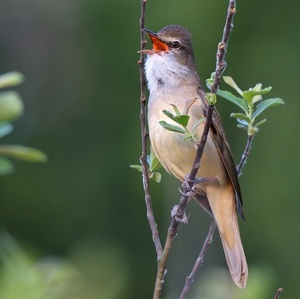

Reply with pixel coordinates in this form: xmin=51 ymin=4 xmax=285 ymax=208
xmin=218 ymin=214 xmax=248 ymax=288
xmin=204 ymin=186 xmax=248 ymax=288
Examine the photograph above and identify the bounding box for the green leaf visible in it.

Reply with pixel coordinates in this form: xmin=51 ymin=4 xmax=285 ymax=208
xmin=237 ymin=123 xmax=247 ymax=129
xmin=252 ymin=98 xmax=284 ymax=119
xmin=217 ymin=89 xmax=247 ymax=113
xmin=230 ymin=113 xmax=251 ymax=123
xmin=0 ymin=122 xmax=13 ymax=139
xmin=159 ymin=121 xmax=185 ymax=133
xmin=0 ymin=72 xmax=24 ymax=89
xmin=162 ymin=110 xmax=189 ymax=127
xmin=243 ymin=86 xmax=272 ymax=105
xmin=0 ymin=156 xmax=14 ymax=175
xmin=0 ymin=91 xmax=24 ymax=122
xmin=0 ymin=145 xmax=48 ymax=163
xmin=170 ymin=104 xmax=181 ymax=116
xmin=149 ymin=171 xmax=162 ymax=183
xmin=130 ymin=165 xmax=143 ymax=173
xmin=254 ymin=119 xmax=267 ymax=128
xmin=148 ymin=149 xmax=162 ymax=171
xmin=223 ymin=76 xmax=243 ymax=95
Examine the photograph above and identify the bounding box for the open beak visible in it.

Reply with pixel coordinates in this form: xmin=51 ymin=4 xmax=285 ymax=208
xmin=138 ymin=29 xmax=169 ymax=54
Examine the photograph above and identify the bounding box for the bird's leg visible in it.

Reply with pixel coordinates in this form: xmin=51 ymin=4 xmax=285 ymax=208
xmin=194 ymin=176 xmax=219 ymax=184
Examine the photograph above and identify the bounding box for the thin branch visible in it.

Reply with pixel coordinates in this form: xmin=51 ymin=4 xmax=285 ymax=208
xmin=138 ymin=0 xmax=163 ymax=258
xmin=273 ymin=288 xmax=283 ymax=299
xmin=153 ymin=1 xmax=237 ymax=298
xmin=237 ymin=134 xmax=254 ymax=175
xmin=179 ymin=221 xmax=217 ymax=299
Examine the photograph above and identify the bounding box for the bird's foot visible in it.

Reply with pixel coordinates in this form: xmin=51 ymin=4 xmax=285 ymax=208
xmin=171 ymin=205 xmax=189 ymax=224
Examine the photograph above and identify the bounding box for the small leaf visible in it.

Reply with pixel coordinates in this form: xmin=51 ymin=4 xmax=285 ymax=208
xmin=230 ymin=113 xmax=251 ymax=123
xmin=130 ymin=165 xmax=143 ymax=173
xmin=159 ymin=121 xmax=185 ymax=133
xmin=149 ymin=171 xmax=162 ymax=183
xmin=252 ymin=98 xmax=284 ymax=119
xmin=217 ymin=89 xmax=247 ymax=113
xmin=0 ymin=156 xmax=14 ymax=175
xmin=254 ymin=119 xmax=267 ymax=128
xmin=162 ymin=109 xmax=177 ymax=121
xmin=243 ymin=86 xmax=272 ymax=105
xmin=170 ymin=104 xmax=181 ymax=116
xmin=191 ymin=117 xmax=205 ymax=132
xmin=223 ymin=76 xmax=243 ymax=95
xmin=175 ymin=115 xmax=189 ymax=127
xmin=237 ymin=123 xmax=247 ymax=129
xmin=0 ymin=91 xmax=24 ymax=122
xmin=0 ymin=122 xmax=14 ymax=139
xmin=0 ymin=145 xmax=48 ymax=163
xmin=0 ymin=72 xmax=24 ymax=89
xmin=148 ymin=147 xmax=162 ymax=171
xmin=162 ymin=110 xmax=189 ymax=127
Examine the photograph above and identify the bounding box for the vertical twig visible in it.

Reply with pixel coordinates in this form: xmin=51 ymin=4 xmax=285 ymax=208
xmin=180 ymin=0 xmax=238 ymax=299
xmin=138 ymin=0 xmax=163 ymax=258
xmin=153 ymin=1 xmax=237 ymax=298
xmin=273 ymin=288 xmax=283 ymax=299
xmin=179 ymin=221 xmax=217 ymax=299
xmin=237 ymin=134 xmax=253 ymax=175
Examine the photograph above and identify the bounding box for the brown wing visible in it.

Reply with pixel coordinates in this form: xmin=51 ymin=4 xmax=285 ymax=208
xmin=209 ymin=107 xmax=245 ymax=221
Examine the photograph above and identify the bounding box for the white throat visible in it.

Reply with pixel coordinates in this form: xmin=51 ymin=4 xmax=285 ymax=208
xmin=145 ymin=52 xmax=192 ymax=96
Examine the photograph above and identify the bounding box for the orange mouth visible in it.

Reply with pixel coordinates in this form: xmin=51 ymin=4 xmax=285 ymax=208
xmin=139 ymin=29 xmax=169 ymax=53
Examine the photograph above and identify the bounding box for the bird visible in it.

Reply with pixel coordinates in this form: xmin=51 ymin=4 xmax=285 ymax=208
xmin=139 ymin=24 xmax=248 ymax=288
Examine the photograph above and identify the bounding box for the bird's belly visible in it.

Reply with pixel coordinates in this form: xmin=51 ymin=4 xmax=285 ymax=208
xmin=149 ymin=113 xmax=227 ymax=188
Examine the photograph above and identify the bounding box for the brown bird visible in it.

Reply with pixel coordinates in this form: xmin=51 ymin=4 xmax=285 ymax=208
xmin=140 ymin=25 xmax=248 ymax=288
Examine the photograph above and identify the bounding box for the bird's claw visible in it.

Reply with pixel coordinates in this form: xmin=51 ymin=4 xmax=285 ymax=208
xmin=171 ymin=205 xmax=189 ymax=224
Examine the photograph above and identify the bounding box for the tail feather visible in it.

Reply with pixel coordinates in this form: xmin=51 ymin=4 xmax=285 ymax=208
xmin=219 ymin=215 xmax=248 ymax=288
xmin=204 ymin=185 xmax=248 ymax=288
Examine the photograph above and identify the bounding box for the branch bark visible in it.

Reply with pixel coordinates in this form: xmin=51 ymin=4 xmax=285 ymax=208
xmin=138 ymin=0 xmax=163 ymax=258
xmin=273 ymin=288 xmax=283 ymax=299
xmin=153 ymin=1 xmax=237 ymax=298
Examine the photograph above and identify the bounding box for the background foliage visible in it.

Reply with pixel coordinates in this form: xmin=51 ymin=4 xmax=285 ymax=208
xmin=0 ymin=0 xmax=298 ymax=298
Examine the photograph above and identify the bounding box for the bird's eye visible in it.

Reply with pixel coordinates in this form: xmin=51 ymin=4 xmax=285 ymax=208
xmin=170 ymin=41 xmax=180 ymax=49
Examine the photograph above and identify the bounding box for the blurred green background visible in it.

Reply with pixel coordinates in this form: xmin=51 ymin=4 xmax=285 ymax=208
xmin=0 ymin=0 xmax=298 ymax=298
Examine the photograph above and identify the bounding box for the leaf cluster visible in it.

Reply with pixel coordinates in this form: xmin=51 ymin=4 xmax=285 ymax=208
xmin=0 ymin=72 xmax=47 ymax=175
xmin=207 ymin=75 xmax=284 ymax=135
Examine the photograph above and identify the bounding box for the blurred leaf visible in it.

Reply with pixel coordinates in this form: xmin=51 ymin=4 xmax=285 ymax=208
xmin=217 ymin=89 xmax=247 ymax=113
xmin=170 ymin=104 xmax=181 ymax=116
xmin=129 ymin=165 xmax=143 ymax=173
xmin=243 ymin=86 xmax=272 ymax=105
xmin=254 ymin=118 xmax=267 ymax=128
xmin=148 ymin=147 xmax=162 ymax=171
xmin=0 ymin=232 xmax=83 ymax=299
xmin=223 ymin=76 xmax=243 ymax=95
xmin=252 ymin=98 xmax=284 ymax=119
xmin=162 ymin=110 xmax=190 ymax=127
xmin=191 ymin=117 xmax=204 ymax=132
xmin=0 ymin=72 xmax=24 ymax=89
xmin=149 ymin=171 xmax=161 ymax=183
xmin=230 ymin=113 xmax=251 ymax=123
xmin=0 ymin=145 xmax=48 ymax=163
xmin=0 ymin=91 xmax=24 ymax=122
xmin=159 ymin=121 xmax=185 ymax=133
xmin=0 ymin=156 xmax=14 ymax=175
xmin=0 ymin=122 xmax=14 ymax=139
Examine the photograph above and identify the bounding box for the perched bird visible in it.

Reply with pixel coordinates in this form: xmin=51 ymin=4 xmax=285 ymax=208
xmin=140 ymin=25 xmax=248 ymax=288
